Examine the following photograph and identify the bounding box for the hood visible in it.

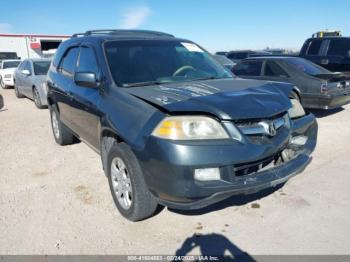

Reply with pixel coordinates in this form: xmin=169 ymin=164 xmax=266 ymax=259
xmin=1 ymin=68 xmax=16 ymax=75
xmin=124 ymin=78 xmax=293 ymax=120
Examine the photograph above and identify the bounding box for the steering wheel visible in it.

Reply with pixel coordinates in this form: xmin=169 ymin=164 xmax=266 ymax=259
xmin=173 ymin=65 xmax=197 ymax=77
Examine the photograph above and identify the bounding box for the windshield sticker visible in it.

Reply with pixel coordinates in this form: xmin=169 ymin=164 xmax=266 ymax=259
xmin=181 ymin=42 xmax=204 ymax=52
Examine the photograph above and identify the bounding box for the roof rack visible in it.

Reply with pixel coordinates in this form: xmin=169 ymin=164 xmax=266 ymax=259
xmin=72 ymin=29 xmax=174 ymax=38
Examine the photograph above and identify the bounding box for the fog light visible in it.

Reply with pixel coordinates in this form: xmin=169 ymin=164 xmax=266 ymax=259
xmin=194 ymin=168 xmax=220 ymax=181
xmin=290 ymin=135 xmax=308 ymax=146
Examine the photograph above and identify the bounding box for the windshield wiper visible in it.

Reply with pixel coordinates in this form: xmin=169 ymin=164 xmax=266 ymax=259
xmin=123 ymin=81 xmax=162 ymax=88
xmin=188 ymin=76 xmax=230 ymax=82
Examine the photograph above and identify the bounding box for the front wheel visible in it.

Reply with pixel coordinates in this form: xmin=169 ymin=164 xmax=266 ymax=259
xmin=14 ymin=84 xmax=24 ymax=98
xmin=106 ymin=141 xmax=158 ymax=221
xmin=50 ymin=106 xmax=74 ymax=145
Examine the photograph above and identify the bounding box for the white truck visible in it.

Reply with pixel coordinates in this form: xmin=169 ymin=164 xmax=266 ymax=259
xmin=0 ymin=33 xmax=70 ymax=60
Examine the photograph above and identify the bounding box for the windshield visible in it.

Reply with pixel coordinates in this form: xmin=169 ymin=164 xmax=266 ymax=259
xmin=3 ymin=61 xmax=20 ymax=69
xmin=33 ymin=61 xmax=51 ymax=75
xmin=104 ymin=40 xmax=232 ymax=87
xmin=285 ymin=57 xmax=330 ymax=76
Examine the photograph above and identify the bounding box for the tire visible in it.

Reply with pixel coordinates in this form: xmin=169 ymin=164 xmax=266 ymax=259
xmin=14 ymin=84 xmax=24 ymax=98
xmin=33 ymin=87 xmax=45 ymax=109
xmin=50 ymin=106 xmax=74 ymax=145
xmin=106 ymin=141 xmax=158 ymax=221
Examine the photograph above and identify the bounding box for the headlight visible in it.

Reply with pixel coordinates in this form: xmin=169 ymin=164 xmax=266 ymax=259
xmin=288 ymin=99 xmax=305 ymax=119
xmin=152 ymin=116 xmax=230 ymax=140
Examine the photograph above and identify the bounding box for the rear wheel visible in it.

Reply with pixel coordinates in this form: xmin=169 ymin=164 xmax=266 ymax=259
xmin=106 ymin=141 xmax=158 ymax=221
xmin=33 ymin=87 xmax=44 ymax=109
xmin=50 ymin=106 xmax=74 ymax=145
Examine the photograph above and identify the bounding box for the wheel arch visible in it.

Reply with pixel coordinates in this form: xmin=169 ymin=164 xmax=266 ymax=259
xmin=100 ymin=127 xmax=125 ymax=175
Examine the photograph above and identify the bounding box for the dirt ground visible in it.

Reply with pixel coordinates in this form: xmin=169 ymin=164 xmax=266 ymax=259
xmin=1 ymin=88 xmax=350 ymax=256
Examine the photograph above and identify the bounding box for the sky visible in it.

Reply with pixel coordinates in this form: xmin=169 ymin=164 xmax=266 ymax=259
xmin=1 ymin=0 xmax=350 ymax=52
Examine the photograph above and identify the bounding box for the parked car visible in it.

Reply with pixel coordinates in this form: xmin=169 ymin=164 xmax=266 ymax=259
xmin=300 ymin=36 xmax=350 ymax=72
xmin=215 ymin=51 xmax=228 ymax=56
xmin=0 ymin=59 xmax=21 ymax=88
xmin=212 ymin=54 xmax=236 ymax=70
xmin=232 ymin=56 xmax=350 ymax=109
xmin=47 ymin=29 xmax=317 ymax=221
xmin=14 ymin=58 xmax=51 ymax=109
xmin=226 ymin=50 xmax=271 ymax=63
xmin=0 ymin=52 xmax=19 ymax=63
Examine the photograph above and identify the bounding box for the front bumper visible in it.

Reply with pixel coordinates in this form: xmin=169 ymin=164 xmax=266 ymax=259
xmin=3 ymin=77 xmax=14 ymax=86
xmin=302 ymin=91 xmax=350 ymax=110
xmin=136 ymin=113 xmax=317 ymax=210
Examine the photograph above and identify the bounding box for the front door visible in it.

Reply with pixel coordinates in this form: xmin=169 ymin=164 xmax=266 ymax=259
xmin=68 ymin=45 xmax=102 ymax=150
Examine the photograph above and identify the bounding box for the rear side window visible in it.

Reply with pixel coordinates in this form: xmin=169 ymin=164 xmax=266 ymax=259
xmin=327 ymin=39 xmax=350 ymax=56
xmin=33 ymin=61 xmax=51 ymax=75
xmin=77 ymin=47 xmax=99 ymax=74
xmin=307 ymin=40 xmax=322 ymax=55
xmin=59 ymin=47 xmax=79 ymax=76
xmin=264 ymin=61 xmax=289 ymax=77
xmin=233 ymin=61 xmax=263 ymax=76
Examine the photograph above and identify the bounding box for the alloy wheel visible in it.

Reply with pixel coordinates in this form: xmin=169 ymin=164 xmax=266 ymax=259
xmin=51 ymin=111 xmax=60 ymax=139
xmin=111 ymin=157 xmax=133 ymax=210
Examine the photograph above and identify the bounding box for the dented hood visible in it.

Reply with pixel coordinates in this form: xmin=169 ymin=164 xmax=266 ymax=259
xmin=124 ymin=78 xmax=293 ymax=120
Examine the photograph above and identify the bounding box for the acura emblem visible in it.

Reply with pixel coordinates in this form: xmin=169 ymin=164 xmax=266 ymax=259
xmin=259 ymin=121 xmax=277 ymax=137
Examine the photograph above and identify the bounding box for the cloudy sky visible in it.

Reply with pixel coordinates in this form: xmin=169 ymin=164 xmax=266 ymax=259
xmin=1 ymin=0 xmax=349 ymax=52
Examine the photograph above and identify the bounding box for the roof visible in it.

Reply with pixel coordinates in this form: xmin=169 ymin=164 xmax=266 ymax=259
xmin=1 ymin=59 xmax=21 ymax=62
xmin=25 ymin=58 xmax=51 ymax=62
xmin=246 ymin=55 xmax=299 ymax=60
xmin=71 ymin=29 xmax=175 ymax=40
xmin=306 ymin=36 xmax=350 ymax=41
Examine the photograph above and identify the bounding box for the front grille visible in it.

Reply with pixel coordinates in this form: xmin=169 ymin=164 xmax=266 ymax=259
xmin=4 ymin=74 xmax=11 ymax=78
xmin=234 ymin=152 xmax=283 ymax=177
xmin=235 ymin=113 xmax=290 ymax=137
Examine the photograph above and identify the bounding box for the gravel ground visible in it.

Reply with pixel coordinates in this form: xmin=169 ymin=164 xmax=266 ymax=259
xmin=1 ymin=88 xmax=350 ymax=256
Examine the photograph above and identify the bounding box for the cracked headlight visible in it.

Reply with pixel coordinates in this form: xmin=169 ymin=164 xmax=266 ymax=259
xmin=288 ymin=99 xmax=305 ymax=119
xmin=152 ymin=116 xmax=230 ymax=140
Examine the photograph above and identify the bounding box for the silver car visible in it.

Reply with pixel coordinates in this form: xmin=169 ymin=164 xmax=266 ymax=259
xmin=14 ymin=58 xmax=51 ymax=109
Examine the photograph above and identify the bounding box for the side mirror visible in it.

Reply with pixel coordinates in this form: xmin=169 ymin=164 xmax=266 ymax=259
xmin=21 ymin=69 xmax=30 ymax=76
xmin=74 ymin=72 xmax=99 ymax=88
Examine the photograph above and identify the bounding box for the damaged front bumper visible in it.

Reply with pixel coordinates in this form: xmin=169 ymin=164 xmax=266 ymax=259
xmin=136 ymin=113 xmax=317 ymax=210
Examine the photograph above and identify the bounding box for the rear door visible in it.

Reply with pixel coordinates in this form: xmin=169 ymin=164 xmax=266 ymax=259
xmin=232 ymin=60 xmax=263 ymax=79
xmin=55 ymin=46 xmax=80 ymax=130
xmin=324 ymin=38 xmax=350 ymax=72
